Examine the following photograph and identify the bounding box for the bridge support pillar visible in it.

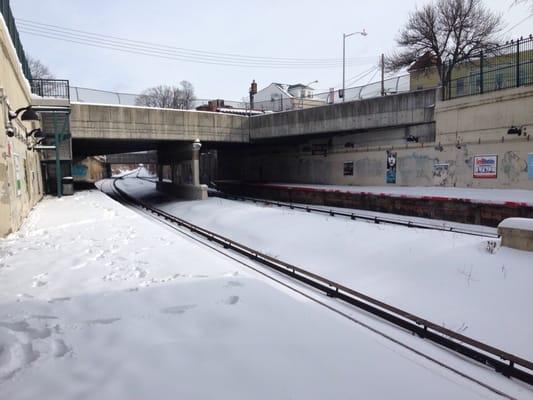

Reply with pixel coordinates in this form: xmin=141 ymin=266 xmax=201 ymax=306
xmin=155 ymin=139 xmax=207 ymax=201
xmin=192 ymin=138 xmax=201 ymax=186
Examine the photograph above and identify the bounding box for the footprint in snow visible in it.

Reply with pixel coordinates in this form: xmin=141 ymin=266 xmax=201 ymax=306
xmin=85 ymin=318 xmax=121 ymax=325
xmin=223 ymin=296 xmax=240 ymax=306
xmin=161 ymin=304 xmax=197 ymax=314
xmin=48 ymin=297 xmax=71 ymax=304
xmin=51 ymin=339 xmax=70 ymax=358
xmin=225 ymin=281 xmax=243 ymax=288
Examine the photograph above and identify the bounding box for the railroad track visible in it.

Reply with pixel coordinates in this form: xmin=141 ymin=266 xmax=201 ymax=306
xmin=134 ymin=175 xmax=496 ymax=237
xmin=209 ymin=190 xmax=498 ymax=238
xmin=101 ymin=177 xmax=531 ymax=396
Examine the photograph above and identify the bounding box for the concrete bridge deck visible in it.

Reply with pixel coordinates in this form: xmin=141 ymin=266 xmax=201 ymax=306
xmin=68 ymin=89 xmax=437 ymax=152
xmin=69 ymin=102 xmax=250 ymax=144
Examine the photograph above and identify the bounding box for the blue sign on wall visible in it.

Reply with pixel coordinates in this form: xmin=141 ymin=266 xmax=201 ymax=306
xmin=528 ymin=153 xmax=533 ymax=180
xmin=72 ymin=164 xmax=88 ymax=177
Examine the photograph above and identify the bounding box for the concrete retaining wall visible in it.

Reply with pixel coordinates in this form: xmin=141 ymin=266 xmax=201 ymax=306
xmin=216 ymin=181 xmax=533 ymax=227
xmin=0 ymin=18 xmax=43 ymax=236
xmin=220 ymin=85 xmax=533 ymax=190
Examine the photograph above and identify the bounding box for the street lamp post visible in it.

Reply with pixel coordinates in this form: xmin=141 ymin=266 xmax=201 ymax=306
xmin=342 ymin=29 xmax=367 ymax=102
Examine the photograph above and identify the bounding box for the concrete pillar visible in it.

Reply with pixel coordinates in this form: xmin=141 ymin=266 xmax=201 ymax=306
xmin=192 ymin=139 xmax=202 ymax=186
xmin=171 ymin=162 xmax=177 ymax=184
xmin=157 ymin=164 xmax=163 ymax=182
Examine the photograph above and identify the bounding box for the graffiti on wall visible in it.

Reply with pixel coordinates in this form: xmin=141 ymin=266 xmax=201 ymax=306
xmin=386 ymin=151 xmax=397 ymax=184
xmin=432 ymin=163 xmax=449 ymax=186
xmin=72 ymin=164 xmax=88 ymax=177
xmin=502 ymin=151 xmax=527 ymax=182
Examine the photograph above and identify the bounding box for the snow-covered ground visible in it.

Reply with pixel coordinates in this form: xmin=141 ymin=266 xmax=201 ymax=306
xmin=243 ymin=182 xmax=533 ymax=206
xmin=3 ymin=188 xmax=525 ymax=398
xmin=118 ymin=178 xmax=533 ymax=363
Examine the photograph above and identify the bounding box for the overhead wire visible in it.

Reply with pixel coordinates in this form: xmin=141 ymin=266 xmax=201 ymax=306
xmin=17 ymin=18 xmax=377 ymax=69
xmin=364 ymin=68 xmax=380 ymax=85
xmin=502 ymin=12 xmax=533 ymax=34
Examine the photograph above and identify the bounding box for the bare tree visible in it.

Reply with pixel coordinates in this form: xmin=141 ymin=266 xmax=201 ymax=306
xmin=135 ymin=81 xmax=196 ymax=109
xmin=386 ymin=0 xmax=503 ymax=83
xmin=513 ymin=0 xmax=533 ymax=11
xmin=28 ymin=57 xmax=54 ymax=79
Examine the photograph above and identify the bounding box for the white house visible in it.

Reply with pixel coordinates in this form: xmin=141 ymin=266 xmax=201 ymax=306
xmin=251 ymin=82 xmax=325 ymax=112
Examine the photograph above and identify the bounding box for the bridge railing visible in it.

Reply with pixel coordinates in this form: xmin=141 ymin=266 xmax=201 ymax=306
xmin=68 ymin=74 xmax=411 ymax=114
xmin=249 ymin=74 xmax=411 ymax=112
xmin=69 ymin=86 xmax=247 ymax=110
xmin=30 ymin=79 xmax=70 ymax=99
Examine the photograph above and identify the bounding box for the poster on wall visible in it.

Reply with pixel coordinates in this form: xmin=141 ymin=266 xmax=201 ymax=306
xmin=473 ymin=154 xmax=497 ymax=178
xmin=386 ymin=151 xmax=397 ymax=184
xmin=343 ymin=161 xmax=354 ymax=176
xmin=529 ymin=153 xmax=533 ymax=180
xmin=14 ymin=154 xmax=21 ymax=197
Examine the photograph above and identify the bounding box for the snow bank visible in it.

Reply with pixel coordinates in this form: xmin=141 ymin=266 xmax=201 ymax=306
xmin=118 ymin=178 xmax=533 ymax=362
xmin=498 ymin=218 xmax=533 ymax=231
xmin=1 ymin=188 xmax=515 ymax=399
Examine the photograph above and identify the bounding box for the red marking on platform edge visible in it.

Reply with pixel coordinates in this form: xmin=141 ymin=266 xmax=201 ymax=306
xmin=504 ymin=201 xmax=529 ymax=208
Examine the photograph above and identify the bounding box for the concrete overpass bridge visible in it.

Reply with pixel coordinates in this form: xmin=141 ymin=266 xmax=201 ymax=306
xmin=69 ymin=102 xmax=250 ymax=157
xmin=69 ymin=88 xmax=436 ymax=151
xmin=33 ymin=87 xmax=438 ymax=198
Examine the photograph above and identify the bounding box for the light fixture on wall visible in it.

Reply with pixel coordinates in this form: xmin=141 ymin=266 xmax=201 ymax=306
xmin=507 ymin=125 xmax=524 ymax=136
xmin=27 ymin=128 xmax=43 ymax=138
xmin=192 ymin=138 xmax=202 ymax=151
xmin=5 ymin=123 xmax=15 ymax=137
xmin=8 ymin=106 xmax=39 ymax=122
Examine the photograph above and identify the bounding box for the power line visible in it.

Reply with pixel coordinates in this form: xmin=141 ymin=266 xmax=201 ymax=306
xmin=17 ymin=18 xmax=376 ymax=68
xmin=21 ymin=29 xmax=372 ymax=69
xmin=365 ymin=68 xmax=380 ymax=86
xmin=503 ymin=12 xmax=533 ymax=34
xmin=334 ymin=66 xmax=379 ymax=88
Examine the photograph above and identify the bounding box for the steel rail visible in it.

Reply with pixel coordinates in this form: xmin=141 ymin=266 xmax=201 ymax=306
xmin=111 ymin=178 xmax=532 ymax=386
xmin=209 ymin=190 xmax=498 ymax=238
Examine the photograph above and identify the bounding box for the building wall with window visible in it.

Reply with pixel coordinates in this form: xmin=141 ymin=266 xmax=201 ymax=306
xmin=0 ymin=16 xmax=43 ymax=236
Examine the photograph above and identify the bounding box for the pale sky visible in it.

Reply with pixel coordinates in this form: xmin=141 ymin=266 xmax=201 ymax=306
xmin=11 ymin=0 xmax=533 ymax=100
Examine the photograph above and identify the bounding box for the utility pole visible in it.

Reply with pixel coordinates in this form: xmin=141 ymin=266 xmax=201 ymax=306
xmin=381 ymin=53 xmax=385 ymax=96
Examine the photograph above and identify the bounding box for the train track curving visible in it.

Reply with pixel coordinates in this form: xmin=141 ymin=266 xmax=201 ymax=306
xmin=99 ymin=177 xmax=531 ymax=398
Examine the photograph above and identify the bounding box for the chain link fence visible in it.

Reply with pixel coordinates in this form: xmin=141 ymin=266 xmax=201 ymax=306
xmin=44 ymin=74 xmax=411 ymax=113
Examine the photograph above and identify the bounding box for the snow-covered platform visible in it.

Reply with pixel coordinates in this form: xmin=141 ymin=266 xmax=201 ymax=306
xmin=4 ymin=189 xmax=528 ymax=398
xmin=216 ymin=181 xmax=533 ymax=227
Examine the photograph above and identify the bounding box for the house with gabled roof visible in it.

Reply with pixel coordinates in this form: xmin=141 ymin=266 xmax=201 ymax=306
xmin=251 ymin=82 xmax=325 ymax=112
